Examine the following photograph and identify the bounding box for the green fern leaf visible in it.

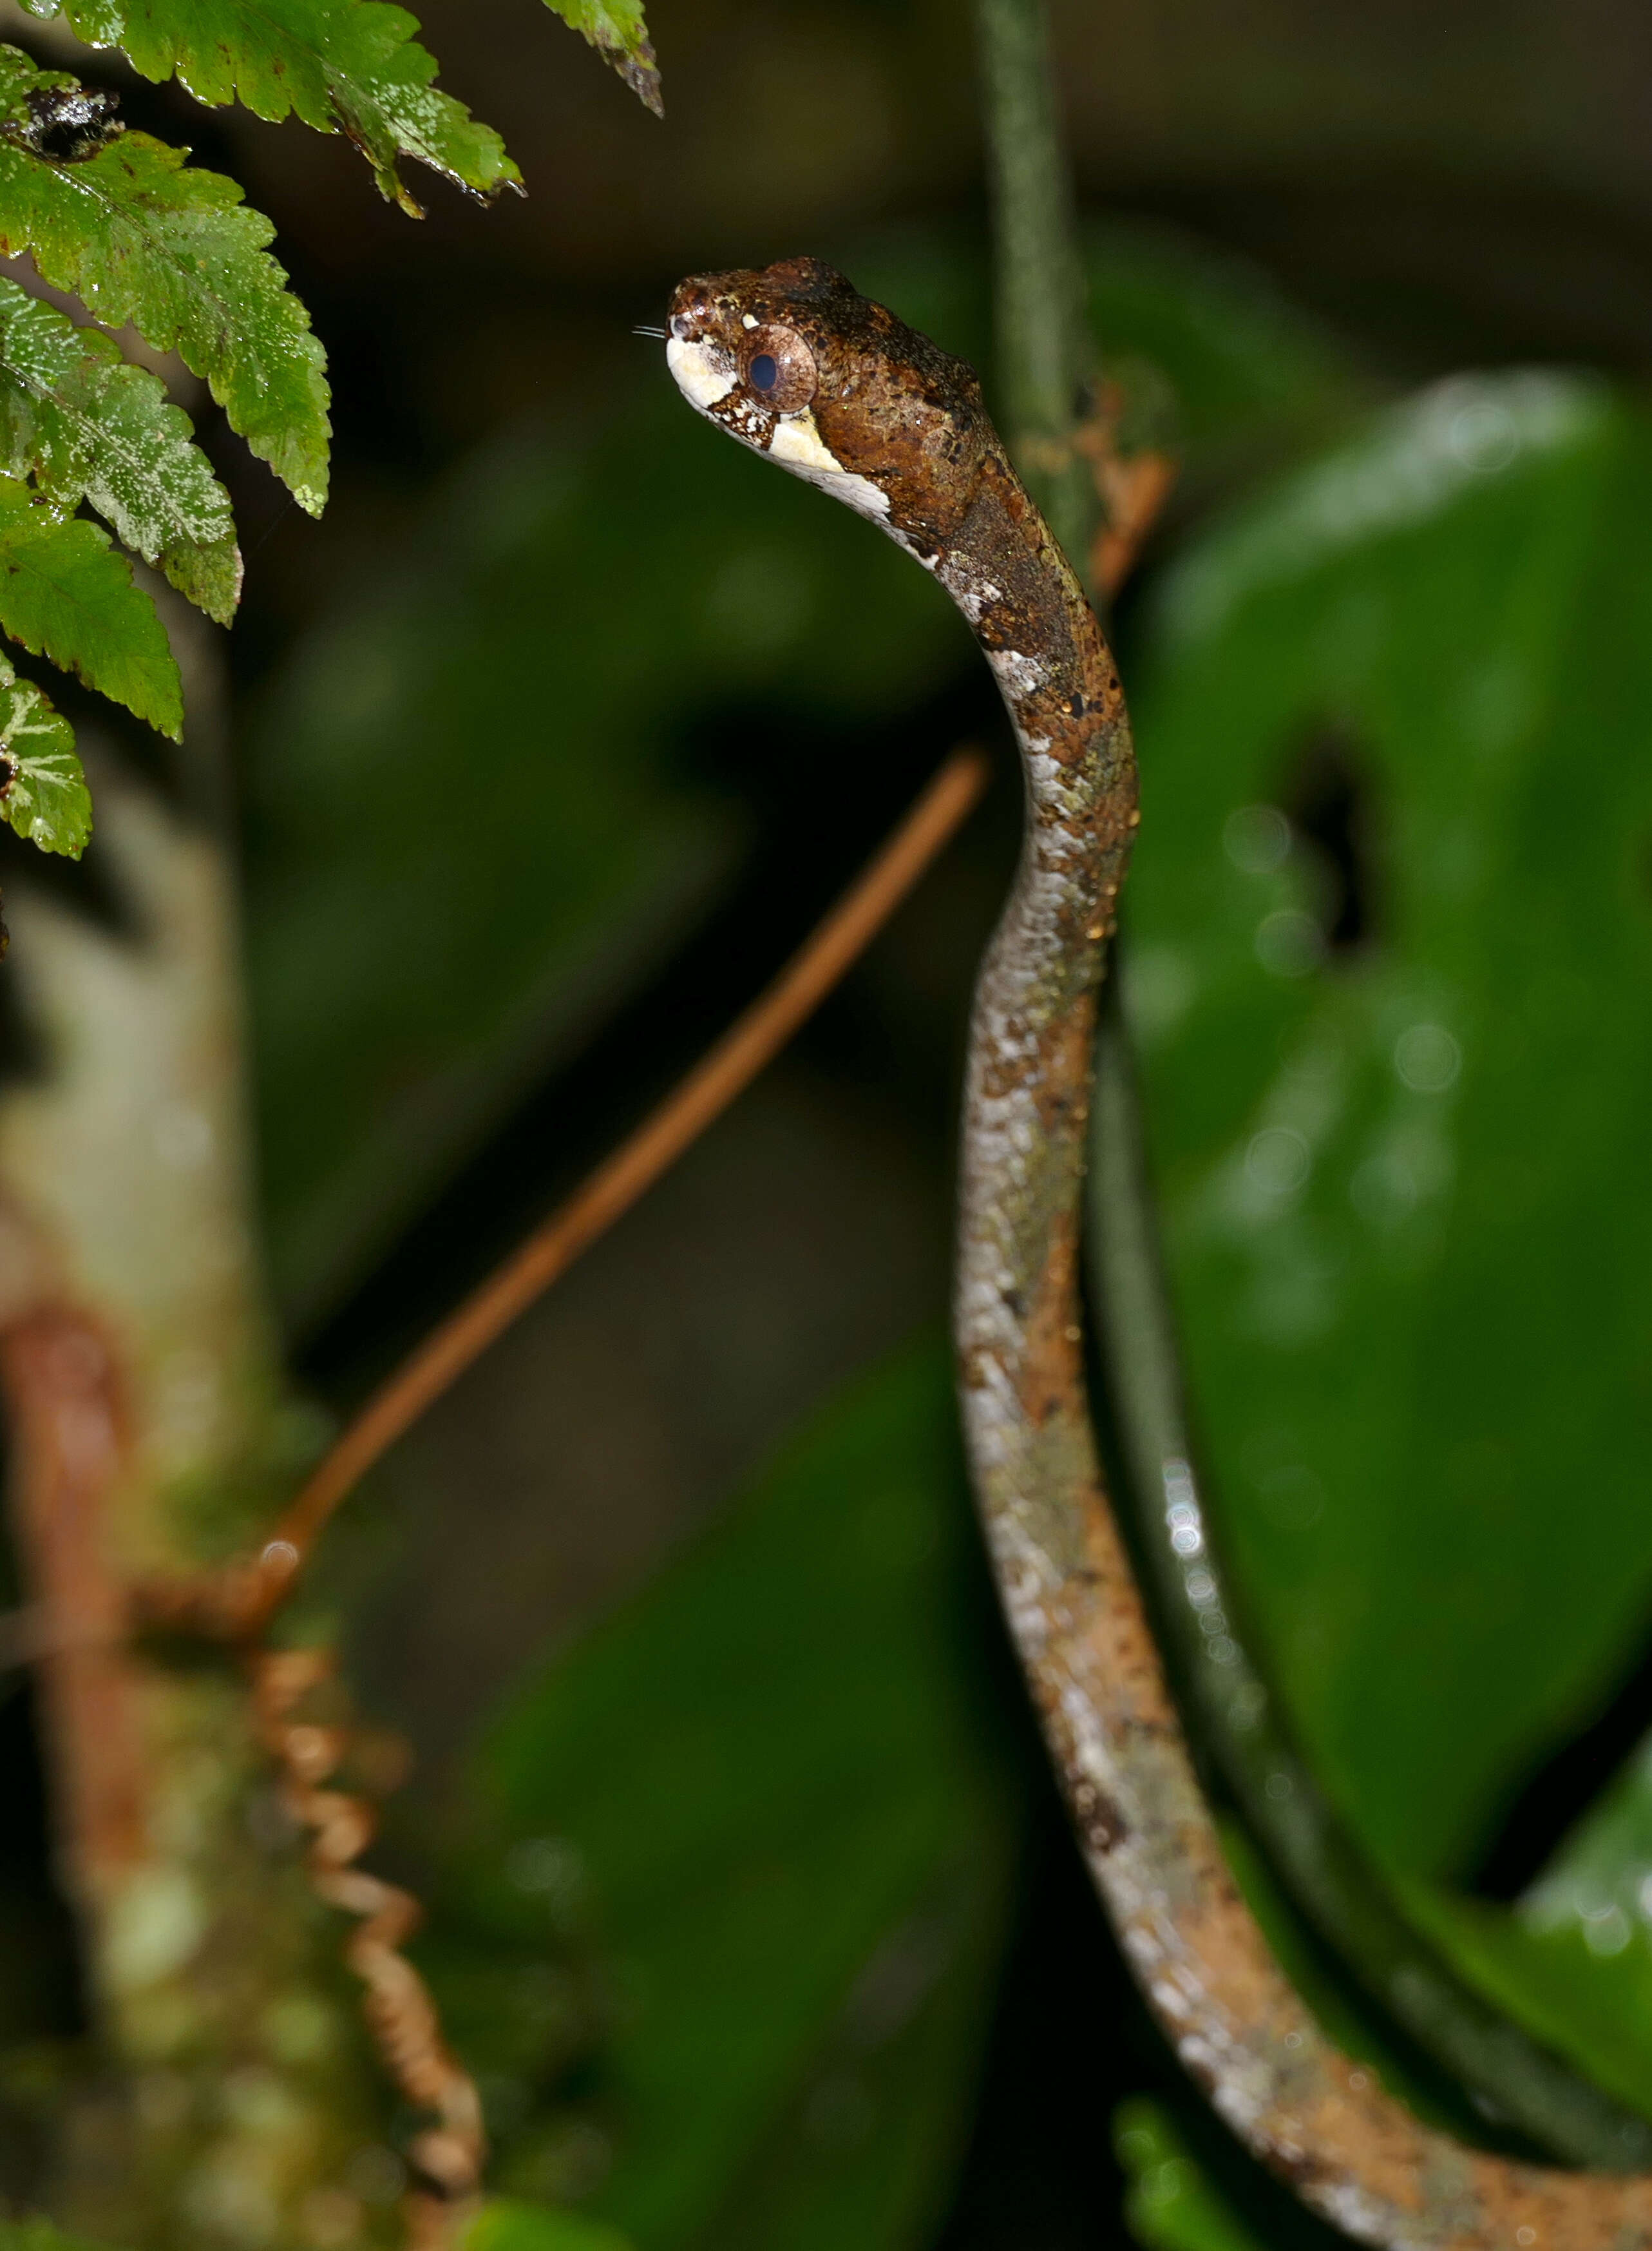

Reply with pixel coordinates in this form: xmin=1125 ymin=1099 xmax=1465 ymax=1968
xmin=542 ymin=0 xmax=660 ymax=115
xmin=0 ymin=47 xmax=330 ymax=513
xmin=0 ymin=474 xmax=181 ymax=736
xmin=44 ymin=0 xmax=522 ymax=214
xmin=0 ymin=650 xmax=89 ymax=855
xmin=0 ymin=278 xmax=240 ymax=622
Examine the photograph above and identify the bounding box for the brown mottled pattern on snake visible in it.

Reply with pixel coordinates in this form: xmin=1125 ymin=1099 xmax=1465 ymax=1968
xmin=665 ymin=253 xmax=1652 ymax=2250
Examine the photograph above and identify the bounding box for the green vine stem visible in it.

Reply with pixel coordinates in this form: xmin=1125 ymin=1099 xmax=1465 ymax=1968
xmin=972 ymin=0 xmax=1652 ymax=2179
xmin=973 ymin=0 xmax=1097 ymax=570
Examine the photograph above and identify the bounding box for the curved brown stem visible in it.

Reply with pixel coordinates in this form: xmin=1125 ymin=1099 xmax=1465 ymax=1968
xmin=135 ymin=742 xmax=990 ymax=1641
xmin=251 ymin=1647 xmax=486 ymax=2243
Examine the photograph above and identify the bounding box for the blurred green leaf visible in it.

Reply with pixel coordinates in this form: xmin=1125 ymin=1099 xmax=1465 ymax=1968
xmin=34 ymin=0 xmax=520 ymax=213
xmin=461 ymin=2203 xmax=634 ymax=2251
xmin=1083 ymin=222 xmax=1365 ymax=472
xmin=0 ymin=47 xmax=330 ymax=513
xmin=0 ymin=474 xmax=178 ymax=736
xmin=0 ymin=649 xmax=86 ymax=854
xmin=1119 ymin=369 xmax=1652 ymax=2088
xmin=542 ymin=0 xmax=660 ymax=116
xmin=0 ymin=276 xmax=239 ymax=622
xmin=439 ymin=1337 xmax=1016 ymax=2251
xmin=0 ymin=2225 xmax=122 ymax=2250
xmin=1116 ymin=2100 xmax=1269 ymax=2251
xmin=846 ymin=220 xmax=1363 ymax=491
xmin=687 ymin=1846 xmax=1004 ymax=2251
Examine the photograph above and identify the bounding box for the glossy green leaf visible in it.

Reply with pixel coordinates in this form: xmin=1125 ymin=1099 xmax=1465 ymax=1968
xmin=0 ymin=49 xmax=330 ymax=512
xmin=0 ymin=473 xmax=179 ymax=734
xmin=1396 ymin=1874 xmax=1652 ymax=2129
xmin=1117 ymin=370 xmax=1652 ymax=2091
xmin=447 ymin=1339 xmax=1016 ymax=2251
xmin=37 ymin=0 xmax=519 ymax=213
xmin=1116 ymin=2101 xmax=1269 ymax=2251
xmin=0 ymin=276 xmax=238 ymax=620
xmin=1122 ymin=370 xmax=1649 ymax=1873
xmin=1384 ymin=1734 xmax=1652 ymax=2125
xmin=542 ymin=0 xmax=660 ymax=116
xmin=0 ymin=649 xmax=88 ymax=854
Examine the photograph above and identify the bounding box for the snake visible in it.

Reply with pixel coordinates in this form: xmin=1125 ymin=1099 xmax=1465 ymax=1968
xmin=662 ymin=254 xmax=1652 ymax=2250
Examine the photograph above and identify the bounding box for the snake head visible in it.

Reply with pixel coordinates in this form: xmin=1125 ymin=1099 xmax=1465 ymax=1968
xmin=665 ymin=256 xmax=995 ymax=550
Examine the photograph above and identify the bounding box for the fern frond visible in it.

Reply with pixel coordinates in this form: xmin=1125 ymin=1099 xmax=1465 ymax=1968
xmin=23 ymin=0 xmax=522 ymax=212
xmin=0 ymin=647 xmax=88 ymax=854
xmin=0 ymin=277 xmax=240 ymax=622
xmin=544 ymin=0 xmax=660 ymax=116
xmin=0 ymin=45 xmax=331 ymax=513
xmin=0 ymin=472 xmax=181 ymax=736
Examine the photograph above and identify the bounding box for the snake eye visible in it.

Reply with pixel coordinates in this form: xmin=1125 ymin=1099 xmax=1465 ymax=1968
xmin=741 ymin=323 xmax=817 ymax=413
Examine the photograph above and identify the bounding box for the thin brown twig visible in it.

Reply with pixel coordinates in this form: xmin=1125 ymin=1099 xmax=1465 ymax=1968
xmin=228 ymin=742 xmax=992 ymax=1625
xmin=251 ymin=1647 xmax=486 ymax=2243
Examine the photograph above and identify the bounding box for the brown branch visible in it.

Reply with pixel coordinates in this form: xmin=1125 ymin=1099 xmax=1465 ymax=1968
xmin=0 ymin=1310 xmax=145 ymax=1910
xmin=1072 ymin=378 xmax=1178 ymax=601
xmin=187 ymin=742 xmax=990 ymax=1630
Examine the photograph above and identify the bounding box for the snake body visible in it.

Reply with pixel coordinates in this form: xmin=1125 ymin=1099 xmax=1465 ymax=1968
xmin=664 ymin=255 xmax=1652 ymax=2250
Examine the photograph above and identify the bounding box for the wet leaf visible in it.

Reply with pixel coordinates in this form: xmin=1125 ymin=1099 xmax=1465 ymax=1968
xmin=0 ymin=276 xmax=238 ymax=620
xmin=541 ymin=0 xmax=660 ymax=116
xmin=0 ymin=643 xmax=86 ymax=854
xmin=448 ymin=1339 xmax=1017 ymax=2251
xmin=0 ymin=472 xmax=179 ymax=734
xmin=1117 ymin=370 xmax=1652 ymax=2089
xmin=0 ymin=48 xmax=330 ymax=512
xmin=1390 ymin=1736 xmax=1652 ymax=2125
xmin=39 ymin=0 xmax=520 ymax=213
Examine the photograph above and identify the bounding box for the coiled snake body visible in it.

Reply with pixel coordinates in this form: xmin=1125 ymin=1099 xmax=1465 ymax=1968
xmin=664 ymin=255 xmax=1651 ymax=2251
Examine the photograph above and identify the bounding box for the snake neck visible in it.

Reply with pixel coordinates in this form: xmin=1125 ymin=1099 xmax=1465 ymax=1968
xmin=938 ymin=452 xmax=1135 ymax=1577
xmin=931 ymin=454 xmax=1135 ymax=1173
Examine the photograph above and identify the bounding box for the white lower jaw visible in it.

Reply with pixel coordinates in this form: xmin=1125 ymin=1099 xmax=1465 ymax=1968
xmin=769 ymin=409 xmax=890 ymax=522
xmin=666 ymin=333 xmax=736 ymax=410
xmin=665 ymin=341 xmax=891 ymax=524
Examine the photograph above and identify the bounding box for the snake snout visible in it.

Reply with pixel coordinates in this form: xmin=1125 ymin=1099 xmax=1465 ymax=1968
xmin=667 ymin=278 xmax=719 ymax=342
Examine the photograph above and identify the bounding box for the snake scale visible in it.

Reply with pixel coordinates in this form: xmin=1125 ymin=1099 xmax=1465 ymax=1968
xmin=663 ymin=255 xmax=1652 ymax=2250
